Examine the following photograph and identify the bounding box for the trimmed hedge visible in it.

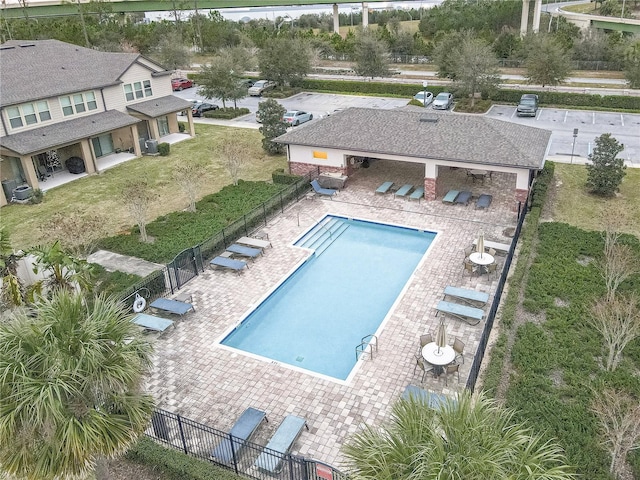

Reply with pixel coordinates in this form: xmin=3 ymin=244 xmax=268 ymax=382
xmin=204 ymin=107 xmax=250 ymax=119
xmin=158 ymin=143 xmax=170 ymax=156
xmin=126 ymin=437 xmax=242 ymax=480
xmin=272 ymin=169 xmax=301 ymax=184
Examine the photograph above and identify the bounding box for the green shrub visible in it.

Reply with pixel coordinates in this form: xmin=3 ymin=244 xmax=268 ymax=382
xmin=204 ymin=107 xmax=250 ymax=120
xmin=272 ymin=169 xmax=301 ymax=184
xmin=530 ymin=161 xmax=555 ymax=209
xmin=178 ymin=122 xmax=186 ymax=132
xmin=127 ymin=437 xmax=242 ymax=480
xmin=407 ymin=99 xmax=424 ymax=107
xmin=29 ymin=188 xmax=44 ymax=204
xmin=158 ymin=143 xmax=170 ymax=156
xmin=92 ymin=265 xmax=142 ymax=298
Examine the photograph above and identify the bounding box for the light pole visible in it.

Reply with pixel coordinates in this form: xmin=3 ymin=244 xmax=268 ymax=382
xmin=422 ymin=80 xmax=428 ymax=107
xmin=570 ymin=128 xmax=578 ymax=164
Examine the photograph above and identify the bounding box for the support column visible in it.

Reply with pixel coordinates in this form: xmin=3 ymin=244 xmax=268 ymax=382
xmin=333 ymin=4 xmax=340 ymax=34
xmin=80 ymin=140 xmax=95 ymax=174
xmin=514 ymin=188 xmax=529 ymax=212
xmin=21 ymin=155 xmax=39 ymax=190
xmin=520 ymin=0 xmax=530 ymax=36
xmin=532 ymin=0 xmax=542 ymax=33
xmin=362 ymin=2 xmax=368 ymax=28
xmin=131 ymin=124 xmax=142 ymax=157
xmin=424 ymin=177 xmax=437 ymax=201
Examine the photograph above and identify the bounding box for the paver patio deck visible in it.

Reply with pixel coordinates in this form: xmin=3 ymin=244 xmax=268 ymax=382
xmin=144 ymin=159 xmax=519 ymax=469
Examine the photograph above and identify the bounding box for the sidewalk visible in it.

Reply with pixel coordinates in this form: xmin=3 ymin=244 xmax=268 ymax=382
xmin=87 ymin=250 xmax=164 ymax=277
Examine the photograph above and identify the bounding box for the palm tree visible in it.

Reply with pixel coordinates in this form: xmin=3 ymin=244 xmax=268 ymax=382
xmin=342 ymin=391 xmax=577 ymax=479
xmin=0 ymin=290 xmax=154 ymax=480
xmin=29 ymin=240 xmax=95 ymax=296
xmin=0 ymin=226 xmax=25 ymax=308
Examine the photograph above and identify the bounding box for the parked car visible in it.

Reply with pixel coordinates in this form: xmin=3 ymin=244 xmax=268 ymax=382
xmin=283 ymin=110 xmax=313 ymax=126
xmin=248 ymin=80 xmax=276 ymax=96
xmin=240 ymin=79 xmax=255 ymax=88
xmin=180 ymin=99 xmax=201 ymax=115
xmin=192 ymin=102 xmax=219 ymax=117
xmin=432 ymin=92 xmax=453 ymax=110
xmin=413 ymin=91 xmax=434 ymax=106
xmin=171 ymin=78 xmax=193 ymax=91
xmin=516 ymin=94 xmax=539 ymax=117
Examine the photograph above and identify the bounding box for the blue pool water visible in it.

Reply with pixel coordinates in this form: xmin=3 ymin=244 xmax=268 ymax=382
xmin=221 ymin=216 xmax=436 ymax=380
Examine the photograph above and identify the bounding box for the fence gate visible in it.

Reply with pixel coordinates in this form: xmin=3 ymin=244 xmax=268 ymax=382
xmin=167 ymin=246 xmax=201 ymax=291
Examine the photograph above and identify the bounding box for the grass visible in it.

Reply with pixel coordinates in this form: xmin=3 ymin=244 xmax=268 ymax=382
xmin=2 ymin=125 xmax=286 ymax=251
xmin=549 ymin=164 xmax=640 ymax=238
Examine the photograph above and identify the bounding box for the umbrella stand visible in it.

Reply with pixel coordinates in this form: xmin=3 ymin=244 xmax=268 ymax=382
xmin=435 ymin=317 xmax=448 ymax=355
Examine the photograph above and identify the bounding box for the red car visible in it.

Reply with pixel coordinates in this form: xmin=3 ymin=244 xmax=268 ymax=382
xmin=171 ymin=78 xmax=193 ymax=91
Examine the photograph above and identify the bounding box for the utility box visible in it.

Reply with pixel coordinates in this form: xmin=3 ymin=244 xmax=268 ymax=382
xmin=145 ymin=139 xmax=159 ymax=154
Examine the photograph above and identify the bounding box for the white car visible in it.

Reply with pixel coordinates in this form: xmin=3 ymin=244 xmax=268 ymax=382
xmin=248 ymin=80 xmax=276 ymax=96
xmin=413 ymin=91 xmax=434 ymax=106
xmin=283 ymin=110 xmax=313 ymax=126
xmin=432 ymin=92 xmax=454 ymax=110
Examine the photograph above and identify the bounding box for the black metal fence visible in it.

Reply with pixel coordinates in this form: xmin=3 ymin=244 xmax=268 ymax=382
xmin=147 ymin=408 xmax=348 ymax=480
xmin=465 ymin=198 xmax=528 ymax=392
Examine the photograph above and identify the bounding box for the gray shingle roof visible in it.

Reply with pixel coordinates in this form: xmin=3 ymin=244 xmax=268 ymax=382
xmin=275 ymin=108 xmax=552 ymax=169
xmin=126 ymin=95 xmax=193 ymax=117
xmin=0 ymin=110 xmax=140 ymax=155
xmin=0 ymin=39 xmax=165 ymax=107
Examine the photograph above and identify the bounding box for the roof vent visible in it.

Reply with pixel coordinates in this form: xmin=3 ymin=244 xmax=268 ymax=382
xmin=420 ymin=114 xmax=439 ymax=123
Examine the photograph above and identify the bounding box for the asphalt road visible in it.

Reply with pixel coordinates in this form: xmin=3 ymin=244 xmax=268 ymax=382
xmin=174 ymin=88 xmax=640 ymax=167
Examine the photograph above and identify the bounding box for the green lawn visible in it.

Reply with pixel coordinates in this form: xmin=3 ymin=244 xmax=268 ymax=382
xmin=2 ymin=125 xmax=286 ymax=251
xmin=549 ymin=163 xmax=640 ymax=238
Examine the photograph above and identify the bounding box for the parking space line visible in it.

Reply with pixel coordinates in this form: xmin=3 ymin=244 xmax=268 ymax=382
xmin=621 ymin=114 xmax=624 ymax=127
xmin=511 ymin=109 xmax=516 ymax=119
xmin=563 ymin=111 xmax=568 ymax=123
xmin=536 ymin=109 xmax=541 ymax=120
xmin=592 ymin=112 xmax=595 ymax=124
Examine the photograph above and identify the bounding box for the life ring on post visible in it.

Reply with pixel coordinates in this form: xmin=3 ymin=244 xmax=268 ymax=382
xmin=132 ymin=293 xmax=146 ymax=313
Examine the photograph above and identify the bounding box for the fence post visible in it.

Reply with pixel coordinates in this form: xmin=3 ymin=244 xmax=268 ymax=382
xmin=176 ymin=414 xmax=188 ymax=454
xmin=262 ymin=204 xmax=267 ymax=226
xmin=229 ymin=433 xmax=240 ymax=474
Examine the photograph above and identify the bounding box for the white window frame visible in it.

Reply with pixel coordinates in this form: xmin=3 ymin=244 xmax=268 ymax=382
xmin=123 ymin=80 xmax=153 ymax=102
xmin=60 ymin=92 xmax=98 ymax=117
xmin=6 ymin=101 xmax=52 ymax=129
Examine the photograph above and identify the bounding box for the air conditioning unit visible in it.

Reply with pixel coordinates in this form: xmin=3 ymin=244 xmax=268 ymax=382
xmin=145 ymin=139 xmax=159 ymax=154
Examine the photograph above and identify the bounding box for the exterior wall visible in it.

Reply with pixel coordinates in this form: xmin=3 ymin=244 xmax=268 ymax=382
xmin=102 ymin=62 xmax=171 ymax=112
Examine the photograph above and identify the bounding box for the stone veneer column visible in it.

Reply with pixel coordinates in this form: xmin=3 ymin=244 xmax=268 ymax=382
xmin=514 ymin=188 xmax=529 ymax=211
xmin=289 ymin=162 xmax=318 ymax=176
xmin=424 ymin=177 xmax=437 ymax=201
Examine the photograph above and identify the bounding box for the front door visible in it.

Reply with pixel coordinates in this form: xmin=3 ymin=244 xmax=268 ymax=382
xmin=91 ymin=134 xmax=114 ymax=158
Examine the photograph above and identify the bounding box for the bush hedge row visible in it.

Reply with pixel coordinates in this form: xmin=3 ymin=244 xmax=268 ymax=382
xmin=204 ymin=107 xmax=250 ymax=119
xmin=272 ymin=168 xmax=301 ymax=184
xmin=126 ymin=437 xmax=242 ymax=480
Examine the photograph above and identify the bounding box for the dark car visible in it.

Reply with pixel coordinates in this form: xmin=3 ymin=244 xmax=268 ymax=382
xmin=516 ymin=94 xmax=539 ymax=117
xmin=192 ymin=102 xmax=219 ymax=117
xmin=171 ymin=77 xmax=194 ymax=91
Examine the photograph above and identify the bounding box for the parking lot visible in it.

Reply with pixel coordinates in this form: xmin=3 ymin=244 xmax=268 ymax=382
xmin=175 ymin=87 xmax=640 ymax=166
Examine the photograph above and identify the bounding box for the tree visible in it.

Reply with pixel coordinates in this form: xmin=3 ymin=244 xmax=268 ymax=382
xmin=434 ymin=30 xmax=472 ymax=80
xmin=258 ymin=37 xmax=311 ymax=87
xmin=623 ymin=39 xmax=640 ymax=88
xmin=450 ymin=36 xmax=500 ymax=106
xmin=173 ymin=161 xmax=206 ymax=212
xmin=599 ymin=207 xmax=638 ymax=302
xmin=524 ymin=34 xmax=571 ymax=87
xmin=258 ymin=98 xmax=287 ymax=155
xmin=352 ymin=29 xmax=391 ymax=79
xmin=122 ymin=177 xmax=157 ymax=243
xmin=39 ymin=212 xmax=108 ymax=258
xmin=585 ymin=133 xmax=626 ymax=196
xmin=218 ymin=135 xmax=250 ymax=185
xmin=590 ymin=388 xmax=640 ymax=477
xmin=29 ymin=241 xmax=95 ymax=297
xmin=343 ymin=391 xmax=577 ymax=479
xmin=0 ymin=290 xmax=154 ymax=480
xmin=156 ymin=30 xmax=191 ymax=70
xmin=589 ymin=295 xmax=640 ymax=371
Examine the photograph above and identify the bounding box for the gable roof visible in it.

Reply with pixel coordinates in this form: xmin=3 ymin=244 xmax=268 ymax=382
xmin=0 ymin=110 xmax=140 ymax=155
xmin=0 ymin=39 xmax=167 ymax=107
xmin=275 ymin=108 xmax=552 ymax=169
xmin=127 ymin=95 xmax=193 ymax=117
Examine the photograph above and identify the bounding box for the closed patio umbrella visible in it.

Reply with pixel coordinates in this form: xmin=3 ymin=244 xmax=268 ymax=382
xmin=435 ymin=317 xmax=448 ymax=355
xmin=476 ymin=231 xmax=485 ymax=258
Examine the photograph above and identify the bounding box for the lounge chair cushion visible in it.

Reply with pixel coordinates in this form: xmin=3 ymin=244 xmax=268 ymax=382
xmin=375 ymin=181 xmax=394 ymax=194
xmin=443 ymin=286 xmax=489 ymax=306
xmin=255 ymin=415 xmax=308 ymax=473
xmin=472 ymin=239 xmax=510 ymax=254
xmin=475 ymin=194 xmax=493 ymax=209
xmin=310 ymin=179 xmax=337 ymax=197
xmin=442 ymin=190 xmax=459 ymax=204
xmin=409 ymin=187 xmax=424 ymax=201
xmin=210 ymin=256 xmax=248 ymax=271
xmin=226 ymin=244 xmax=262 ymax=259
xmin=150 ymin=298 xmax=194 ymax=316
xmin=394 ymin=184 xmax=413 ymax=198
xmin=455 ymin=191 xmax=472 ymax=205
xmin=436 ymin=300 xmax=484 ymax=326
xmin=402 ymin=385 xmax=447 ymax=409
xmin=211 ymin=407 xmax=267 ymax=464
xmin=237 ymin=236 xmax=271 ymax=249
xmin=132 ymin=313 xmax=174 ymax=332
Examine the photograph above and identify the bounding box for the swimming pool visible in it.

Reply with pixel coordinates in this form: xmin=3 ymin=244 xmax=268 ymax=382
xmin=221 ymin=216 xmax=436 ymax=381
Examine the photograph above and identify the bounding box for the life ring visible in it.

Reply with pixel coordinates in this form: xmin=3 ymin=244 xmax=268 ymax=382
xmin=132 ymin=293 xmax=146 ymax=313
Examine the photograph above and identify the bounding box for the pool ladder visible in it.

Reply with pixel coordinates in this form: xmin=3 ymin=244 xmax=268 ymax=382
xmin=355 ymin=334 xmax=378 ymax=361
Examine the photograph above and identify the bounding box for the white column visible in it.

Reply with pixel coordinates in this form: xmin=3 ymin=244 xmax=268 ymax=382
xmin=333 ymin=4 xmax=340 ymax=33
xmin=520 ymin=0 xmax=530 ymax=36
xmin=362 ymin=2 xmax=369 ymax=28
xmin=532 ymin=0 xmax=542 ymax=33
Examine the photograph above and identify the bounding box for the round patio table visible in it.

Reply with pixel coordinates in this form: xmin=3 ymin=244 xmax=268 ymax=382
xmin=422 ymin=342 xmax=456 ymax=377
xmin=469 ymin=252 xmax=494 ymax=275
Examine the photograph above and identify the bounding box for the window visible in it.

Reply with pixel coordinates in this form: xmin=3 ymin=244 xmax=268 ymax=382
xmin=123 ymin=80 xmax=152 ymax=102
xmin=60 ymin=92 xmax=98 ymax=116
xmin=6 ymin=101 xmax=52 ymax=129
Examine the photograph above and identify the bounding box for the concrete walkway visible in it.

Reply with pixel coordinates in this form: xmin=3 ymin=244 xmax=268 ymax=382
xmin=88 ymin=250 xmax=164 ymax=277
